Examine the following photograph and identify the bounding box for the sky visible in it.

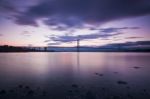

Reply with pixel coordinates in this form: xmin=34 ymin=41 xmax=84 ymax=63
xmin=0 ymin=0 xmax=150 ymax=47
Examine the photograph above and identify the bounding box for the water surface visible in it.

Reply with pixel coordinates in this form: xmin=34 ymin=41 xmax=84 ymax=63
xmin=0 ymin=52 xmax=150 ymax=99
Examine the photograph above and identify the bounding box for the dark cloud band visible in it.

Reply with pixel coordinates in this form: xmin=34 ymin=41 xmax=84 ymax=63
xmin=45 ymin=27 xmax=139 ymax=44
xmin=0 ymin=0 xmax=150 ymax=28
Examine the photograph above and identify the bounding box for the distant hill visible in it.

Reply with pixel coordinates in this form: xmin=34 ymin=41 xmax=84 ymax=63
xmin=0 ymin=41 xmax=150 ymax=52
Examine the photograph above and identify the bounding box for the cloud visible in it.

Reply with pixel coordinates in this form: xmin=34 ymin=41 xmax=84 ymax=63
xmin=21 ymin=31 xmax=31 ymax=37
xmin=0 ymin=0 xmax=149 ymax=28
xmin=125 ymin=37 xmax=143 ymax=39
xmin=0 ymin=0 xmax=39 ymax=18
xmin=0 ymin=0 xmax=18 ymax=14
xmin=100 ymin=27 xmax=140 ymax=33
xmin=46 ymin=31 xmax=121 ymax=43
xmin=0 ymin=34 xmax=3 ymax=36
xmin=47 ymin=42 xmax=61 ymax=45
xmin=47 ymin=26 xmax=141 ymax=44
xmin=44 ymin=26 xmax=140 ymax=44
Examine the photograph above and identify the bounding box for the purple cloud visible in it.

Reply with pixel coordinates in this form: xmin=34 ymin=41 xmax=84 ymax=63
xmin=0 ymin=0 xmax=149 ymax=29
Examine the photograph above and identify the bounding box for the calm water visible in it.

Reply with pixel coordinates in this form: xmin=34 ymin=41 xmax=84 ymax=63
xmin=0 ymin=52 xmax=150 ymax=99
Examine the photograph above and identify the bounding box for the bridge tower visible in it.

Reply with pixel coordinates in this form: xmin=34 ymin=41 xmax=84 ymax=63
xmin=77 ymin=36 xmax=80 ymax=52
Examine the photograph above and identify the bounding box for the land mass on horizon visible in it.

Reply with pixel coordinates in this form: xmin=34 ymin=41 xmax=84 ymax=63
xmin=0 ymin=41 xmax=150 ymax=52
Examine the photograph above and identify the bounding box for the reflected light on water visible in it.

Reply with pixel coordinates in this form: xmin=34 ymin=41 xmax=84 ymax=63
xmin=0 ymin=52 xmax=150 ymax=99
